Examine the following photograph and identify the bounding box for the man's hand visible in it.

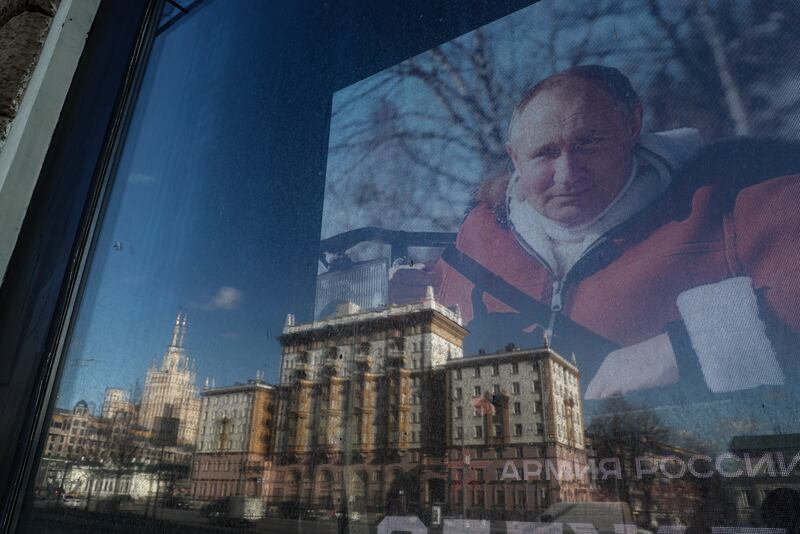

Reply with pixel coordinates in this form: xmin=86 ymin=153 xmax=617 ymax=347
xmin=585 ymin=333 xmax=679 ymax=400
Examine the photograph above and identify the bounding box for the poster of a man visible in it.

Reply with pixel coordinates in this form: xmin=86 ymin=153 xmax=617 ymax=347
xmin=321 ymin=1 xmax=800 ymax=439
xmin=434 ymin=64 xmax=798 ymax=402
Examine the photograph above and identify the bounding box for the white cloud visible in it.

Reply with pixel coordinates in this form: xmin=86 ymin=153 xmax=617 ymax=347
xmin=192 ymin=286 xmax=244 ymax=311
xmin=209 ymin=286 xmax=243 ymax=310
xmin=189 ymin=286 xmax=244 ymax=311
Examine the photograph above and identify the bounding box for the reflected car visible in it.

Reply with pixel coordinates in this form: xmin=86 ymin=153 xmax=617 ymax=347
xmin=202 ymin=498 xmax=231 ymax=518
xmin=161 ymin=495 xmax=193 ymax=509
xmin=61 ymin=495 xmax=84 ymax=508
xmin=95 ymin=495 xmax=135 ymax=514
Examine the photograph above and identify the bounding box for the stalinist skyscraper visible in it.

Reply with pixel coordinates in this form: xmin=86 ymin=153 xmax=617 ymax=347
xmin=138 ymin=311 xmax=201 ymax=447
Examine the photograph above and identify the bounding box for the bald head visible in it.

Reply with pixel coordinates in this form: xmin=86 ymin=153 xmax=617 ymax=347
xmin=508 ymin=65 xmax=641 ymax=142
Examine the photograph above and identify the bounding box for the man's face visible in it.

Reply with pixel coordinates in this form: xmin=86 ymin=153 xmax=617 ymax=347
xmin=506 ymin=83 xmax=641 ymax=227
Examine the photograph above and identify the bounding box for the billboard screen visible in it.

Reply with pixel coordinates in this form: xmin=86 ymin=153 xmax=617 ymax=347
xmin=321 ymin=1 xmax=800 ymax=445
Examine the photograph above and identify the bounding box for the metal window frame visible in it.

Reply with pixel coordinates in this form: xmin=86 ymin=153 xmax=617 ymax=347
xmin=0 ymin=1 xmax=162 ymax=530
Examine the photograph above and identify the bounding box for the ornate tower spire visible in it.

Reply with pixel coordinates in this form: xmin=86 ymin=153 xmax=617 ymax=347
xmin=170 ymin=310 xmax=183 ymax=348
xmin=178 ymin=312 xmax=188 ymax=347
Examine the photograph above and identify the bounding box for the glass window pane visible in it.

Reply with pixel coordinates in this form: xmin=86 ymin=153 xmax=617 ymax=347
xmin=15 ymin=0 xmax=800 ymax=532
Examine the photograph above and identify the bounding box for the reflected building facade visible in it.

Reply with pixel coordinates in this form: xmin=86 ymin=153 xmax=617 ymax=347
xmin=446 ymin=347 xmax=589 ymax=512
xmin=190 ymin=380 xmax=277 ymax=501
xmin=272 ymin=288 xmax=465 ymax=511
xmin=270 ymin=288 xmax=588 ymax=516
xmin=36 ymin=399 xmax=192 ymax=502
xmin=101 ymin=387 xmax=135 ymax=420
xmin=138 ymin=311 xmax=201 ymax=447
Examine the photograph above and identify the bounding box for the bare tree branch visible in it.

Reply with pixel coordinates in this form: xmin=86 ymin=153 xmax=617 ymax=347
xmin=396 ymin=139 xmax=475 ymax=187
xmin=645 ymin=0 xmax=717 ymax=88
xmin=698 ymin=0 xmax=751 ymax=134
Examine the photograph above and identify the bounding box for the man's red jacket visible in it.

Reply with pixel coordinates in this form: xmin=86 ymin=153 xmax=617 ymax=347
xmin=410 ymin=139 xmax=800 ymax=392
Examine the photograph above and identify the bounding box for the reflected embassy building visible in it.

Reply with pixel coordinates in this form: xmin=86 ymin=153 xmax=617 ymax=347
xmin=268 ymin=287 xmax=589 ymax=515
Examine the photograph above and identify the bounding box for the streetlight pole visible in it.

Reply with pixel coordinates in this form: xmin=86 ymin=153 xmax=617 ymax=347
xmin=84 ymin=472 xmax=93 ymax=511
xmin=461 ymin=428 xmax=467 ymax=519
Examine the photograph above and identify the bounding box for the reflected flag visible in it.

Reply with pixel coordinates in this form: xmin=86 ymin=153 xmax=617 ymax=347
xmin=470 ymin=393 xmax=496 ymax=416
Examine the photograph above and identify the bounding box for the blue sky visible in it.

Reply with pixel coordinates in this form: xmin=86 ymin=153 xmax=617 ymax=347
xmin=56 ymin=1 xmax=323 ymax=410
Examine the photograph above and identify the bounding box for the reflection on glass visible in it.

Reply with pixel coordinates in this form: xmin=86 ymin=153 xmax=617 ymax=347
xmin=20 ymin=0 xmax=800 ymax=533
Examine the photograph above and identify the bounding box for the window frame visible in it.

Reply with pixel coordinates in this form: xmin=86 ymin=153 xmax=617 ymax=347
xmin=0 ymin=1 xmax=161 ymax=528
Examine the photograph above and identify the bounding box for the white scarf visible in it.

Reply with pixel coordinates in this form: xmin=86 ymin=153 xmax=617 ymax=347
xmin=507 ymin=128 xmax=703 ymax=278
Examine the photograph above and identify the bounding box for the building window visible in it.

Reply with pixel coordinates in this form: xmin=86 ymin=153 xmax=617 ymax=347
xmin=493 ymin=384 xmax=500 ymax=395
xmin=474 ymin=426 xmax=483 ymax=439
xmin=455 ymin=368 xmax=462 ymax=380
xmin=535 ymin=401 xmax=542 ymax=412
xmin=475 ymin=468 xmax=484 ymax=481
xmin=514 ymin=424 xmax=523 ymax=436
xmin=456 ymin=427 xmax=463 ymax=439
xmin=473 ymin=385 xmax=481 ymax=396
xmin=473 ymin=367 xmax=481 ymax=378
xmin=536 ymin=423 xmax=543 ymax=435
xmin=491 ymin=363 xmax=499 ymax=376
xmin=473 ymin=406 xmax=481 ymax=417
xmin=512 ymin=362 xmax=519 ymax=374
xmin=456 ymin=406 xmax=463 ymax=419
xmin=495 ymin=468 xmax=503 ymax=480
xmin=512 ymin=382 xmax=520 ymax=394
xmin=494 ymin=424 xmax=503 ymax=436
xmin=455 ymin=387 xmax=463 ymax=400
xmin=516 ymin=446 xmax=524 ymax=458
xmin=513 ymin=402 xmax=521 ymax=414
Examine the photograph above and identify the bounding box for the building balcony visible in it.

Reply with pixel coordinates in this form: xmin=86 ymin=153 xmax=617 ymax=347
xmin=354 ymin=354 xmax=373 ymax=367
xmin=293 ymin=363 xmax=312 ymax=375
xmin=388 ymin=350 xmax=407 ymax=362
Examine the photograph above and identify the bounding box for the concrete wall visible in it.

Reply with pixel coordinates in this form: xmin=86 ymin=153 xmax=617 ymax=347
xmin=0 ymin=0 xmax=59 ymax=145
xmin=0 ymin=0 xmax=100 ymax=283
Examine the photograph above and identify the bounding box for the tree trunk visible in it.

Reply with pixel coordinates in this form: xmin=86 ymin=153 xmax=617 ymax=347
xmin=699 ymin=0 xmax=751 ymax=135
